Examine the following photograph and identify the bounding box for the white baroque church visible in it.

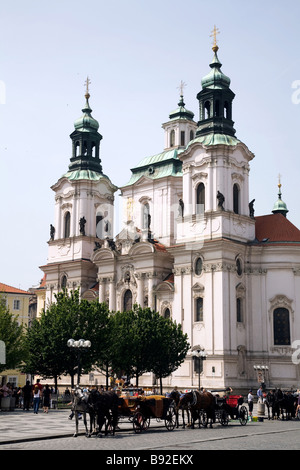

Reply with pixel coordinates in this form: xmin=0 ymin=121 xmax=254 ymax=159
xmin=40 ymin=40 xmax=300 ymax=392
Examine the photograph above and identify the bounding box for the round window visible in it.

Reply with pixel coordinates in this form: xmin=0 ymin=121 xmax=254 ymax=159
xmin=195 ymin=257 xmax=203 ymax=276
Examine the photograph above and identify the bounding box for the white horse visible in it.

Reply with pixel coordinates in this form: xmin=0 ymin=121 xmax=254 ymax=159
xmin=72 ymin=386 xmax=90 ymax=437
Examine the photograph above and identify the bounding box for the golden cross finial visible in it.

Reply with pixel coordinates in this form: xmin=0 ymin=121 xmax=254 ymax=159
xmin=177 ymin=80 xmax=187 ymax=97
xmin=84 ymin=76 xmax=91 ymax=98
xmin=210 ymin=25 xmax=220 ymax=51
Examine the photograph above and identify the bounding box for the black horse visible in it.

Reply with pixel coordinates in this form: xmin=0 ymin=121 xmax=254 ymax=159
xmin=89 ymin=389 xmax=119 ymax=436
xmin=177 ymin=390 xmax=215 ymax=429
xmin=169 ymin=389 xmax=190 ymax=428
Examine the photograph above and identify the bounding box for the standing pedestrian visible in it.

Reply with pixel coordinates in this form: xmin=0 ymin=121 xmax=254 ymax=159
xmin=257 ymin=385 xmax=263 ymax=403
xmin=248 ymin=389 xmax=254 ymax=421
xmin=43 ymin=384 xmax=51 ymax=413
xmin=22 ymin=380 xmax=32 ymax=411
xmin=33 ymin=385 xmax=41 ymax=414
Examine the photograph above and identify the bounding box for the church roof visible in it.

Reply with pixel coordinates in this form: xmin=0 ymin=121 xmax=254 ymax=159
xmin=254 ymin=213 xmax=300 ymax=244
xmin=0 ymin=283 xmax=31 ymax=295
xmin=122 ymin=148 xmax=183 ymax=187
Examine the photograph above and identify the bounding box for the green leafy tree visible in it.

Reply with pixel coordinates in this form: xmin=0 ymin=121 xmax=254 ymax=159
xmin=150 ymin=315 xmax=190 ymax=394
xmin=24 ymin=290 xmax=111 ymax=389
xmin=110 ymin=306 xmax=189 ymax=390
xmin=0 ymin=296 xmax=28 ymax=373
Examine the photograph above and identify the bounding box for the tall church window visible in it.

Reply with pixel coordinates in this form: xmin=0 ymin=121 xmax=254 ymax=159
xmin=204 ymin=101 xmax=211 ymax=119
xmin=163 ymin=308 xmax=171 ymax=319
xmin=180 ymin=131 xmax=185 ymax=146
xmin=236 ymin=298 xmax=243 ymax=322
xmin=61 ymin=275 xmax=67 ymax=289
xmin=196 ymin=183 xmax=205 ymax=214
xmin=64 ymin=212 xmax=71 ymax=238
xmin=195 ymin=297 xmax=203 ymax=322
xmin=224 ymin=101 xmax=230 ymax=119
xmin=190 ymin=130 xmax=194 ymax=141
xmin=273 ymin=308 xmax=291 ymax=345
xmin=233 ymin=183 xmax=240 ymax=214
xmin=123 ymin=289 xmax=133 ymax=312
xmin=170 ymin=130 xmax=175 ymax=147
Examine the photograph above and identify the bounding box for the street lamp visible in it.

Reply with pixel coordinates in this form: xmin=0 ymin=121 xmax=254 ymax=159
xmin=191 ymin=349 xmax=207 ymax=391
xmin=67 ymin=339 xmax=91 ymax=385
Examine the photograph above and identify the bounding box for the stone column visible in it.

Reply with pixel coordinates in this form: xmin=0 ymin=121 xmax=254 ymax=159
xmin=108 ymin=276 xmax=116 ymax=311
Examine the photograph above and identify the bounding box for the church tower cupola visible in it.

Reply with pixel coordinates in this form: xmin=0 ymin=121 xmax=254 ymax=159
xmin=272 ymin=176 xmax=289 ymax=217
xmin=68 ymin=77 xmax=103 ymax=174
xmin=196 ymin=26 xmax=236 ymax=138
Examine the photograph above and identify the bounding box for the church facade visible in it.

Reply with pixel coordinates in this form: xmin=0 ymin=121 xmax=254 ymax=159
xmin=41 ymin=42 xmax=300 ymax=392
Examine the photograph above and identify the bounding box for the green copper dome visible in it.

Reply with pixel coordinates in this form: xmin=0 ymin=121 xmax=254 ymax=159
xmin=169 ymin=95 xmax=194 ymax=121
xmin=272 ymin=183 xmax=289 ymax=217
xmin=74 ymin=93 xmax=99 ymax=132
xmin=201 ymin=46 xmax=231 ymax=90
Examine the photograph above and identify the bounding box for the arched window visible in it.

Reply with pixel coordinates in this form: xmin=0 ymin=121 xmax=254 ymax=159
xmin=274 ymin=308 xmax=291 ymax=345
xmin=180 ymin=131 xmax=185 ymax=146
xmin=61 ymin=275 xmax=67 ymax=289
xmin=64 ymin=212 xmax=71 ymax=238
xmin=123 ymin=290 xmax=133 ymax=312
xmin=236 ymin=257 xmax=243 ymax=276
xmin=236 ymin=298 xmax=243 ymax=322
xmin=170 ymin=130 xmax=175 ymax=147
xmin=195 ymin=257 xmax=203 ymax=276
xmin=204 ymin=101 xmax=211 ymax=119
xmin=233 ymin=183 xmax=240 ymax=214
xmin=195 ymin=297 xmax=203 ymax=322
xmin=163 ymin=308 xmax=171 ymax=319
xmin=196 ymin=183 xmax=205 ymax=214
xmin=190 ymin=130 xmax=194 ymax=141
xmin=224 ymin=101 xmax=230 ymax=119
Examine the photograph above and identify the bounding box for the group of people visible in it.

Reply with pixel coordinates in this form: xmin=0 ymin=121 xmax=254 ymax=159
xmin=247 ymin=385 xmax=300 ymax=420
xmin=0 ymin=379 xmax=53 ymax=414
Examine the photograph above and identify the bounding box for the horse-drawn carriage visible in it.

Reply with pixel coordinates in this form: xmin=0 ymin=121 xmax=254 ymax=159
xmin=176 ymin=389 xmax=248 ymax=428
xmin=215 ymin=394 xmax=248 ymax=426
xmin=118 ymin=389 xmax=176 ymax=433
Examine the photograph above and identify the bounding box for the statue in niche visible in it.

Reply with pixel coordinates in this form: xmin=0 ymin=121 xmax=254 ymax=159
xmin=217 ymin=191 xmax=225 ymax=210
xmin=79 ymin=216 xmax=86 ymax=235
xmin=249 ymin=199 xmax=255 ymax=218
xmin=178 ymin=199 xmax=184 ymax=217
xmin=50 ymin=224 xmax=55 ymax=241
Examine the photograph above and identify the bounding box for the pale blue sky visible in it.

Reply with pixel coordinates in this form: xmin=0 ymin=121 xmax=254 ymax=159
xmin=0 ymin=0 xmax=299 ymax=290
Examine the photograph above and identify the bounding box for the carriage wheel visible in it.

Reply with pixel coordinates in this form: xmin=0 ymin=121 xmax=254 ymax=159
xmin=199 ymin=410 xmax=208 ymax=427
xmin=165 ymin=407 xmax=176 ymax=431
xmin=239 ymin=405 xmax=248 ymax=425
xmin=220 ymin=409 xmax=229 ymax=426
xmin=133 ymin=411 xmax=145 ymax=433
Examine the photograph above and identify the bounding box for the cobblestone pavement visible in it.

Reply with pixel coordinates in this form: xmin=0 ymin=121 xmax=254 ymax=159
xmin=1 ymin=408 xmax=300 ymax=451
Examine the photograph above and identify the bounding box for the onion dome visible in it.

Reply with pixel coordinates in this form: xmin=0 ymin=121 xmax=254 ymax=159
xmin=272 ymin=179 xmax=289 ymax=217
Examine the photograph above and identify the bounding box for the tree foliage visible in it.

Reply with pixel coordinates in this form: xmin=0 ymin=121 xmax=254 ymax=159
xmin=0 ymin=296 xmax=28 ymax=373
xmin=23 ymin=290 xmax=111 ymax=388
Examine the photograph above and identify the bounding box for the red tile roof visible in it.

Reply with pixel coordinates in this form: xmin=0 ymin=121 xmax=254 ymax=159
xmin=0 ymin=283 xmax=31 ymax=295
xmin=255 ymin=214 xmax=300 ymax=244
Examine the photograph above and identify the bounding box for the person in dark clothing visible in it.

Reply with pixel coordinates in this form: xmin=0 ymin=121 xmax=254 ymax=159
xmin=22 ymin=380 xmax=32 ymax=411
xmin=43 ymin=384 xmax=51 ymax=413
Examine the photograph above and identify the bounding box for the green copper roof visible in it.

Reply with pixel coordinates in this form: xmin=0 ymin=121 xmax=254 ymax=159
xmin=272 ymin=183 xmax=289 ymax=217
xmin=169 ymin=96 xmax=194 ymax=121
xmin=187 ymin=133 xmax=240 ymax=148
xmin=73 ymin=95 xmax=99 ymax=132
xmin=123 ymin=149 xmax=183 ymax=187
xmin=201 ymin=47 xmax=231 ymax=90
xmin=64 ymin=169 xmax=114 ymax=184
